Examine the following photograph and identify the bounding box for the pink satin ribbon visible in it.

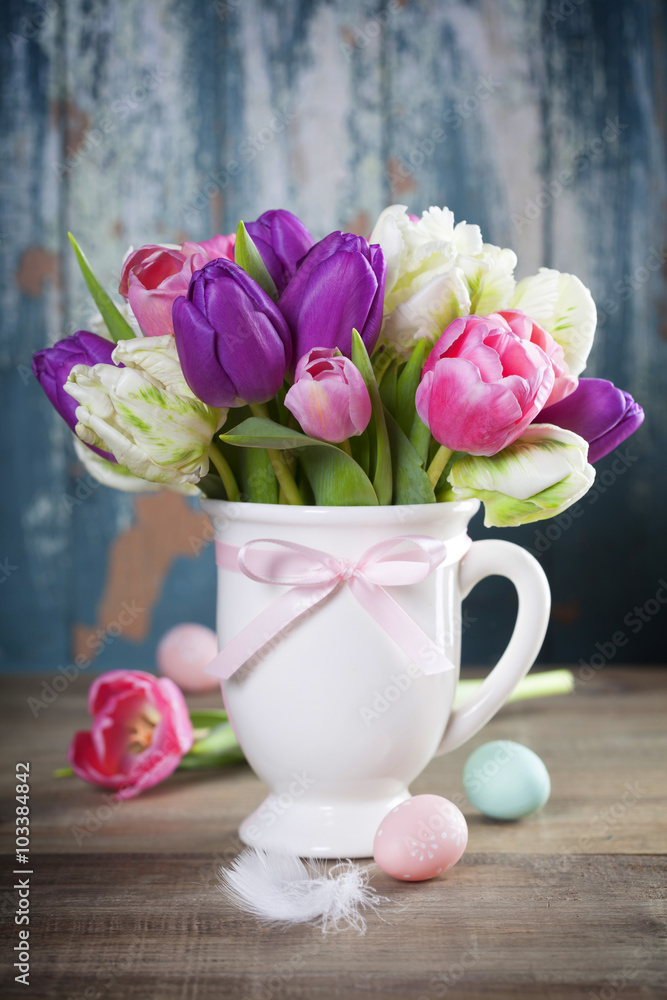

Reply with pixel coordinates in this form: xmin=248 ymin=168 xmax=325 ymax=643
xmin=204 ymin=535 xmax=456 ymax=681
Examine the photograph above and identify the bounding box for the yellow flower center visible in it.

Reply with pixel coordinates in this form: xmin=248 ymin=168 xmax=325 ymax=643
xmin=126 ymin=703 xmax=161 ymax=754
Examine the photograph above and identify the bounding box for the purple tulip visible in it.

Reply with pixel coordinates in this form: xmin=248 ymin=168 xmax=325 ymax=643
xmin=539 ymin=377 xmax=644 ymax=463
xmin=278 ymin=232 xmax=386 ymax=364
xmin=245 ymin=209 xmax=314 ymax=294
xmin=32 ymin=332 xmax=118 ymax=460
xmin=172 ymin=258 xmax=292 ymax=407
xmin=284 ymin=347 xmax=372 ymax=443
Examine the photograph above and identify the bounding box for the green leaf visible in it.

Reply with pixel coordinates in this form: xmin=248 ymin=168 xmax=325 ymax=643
xmin=384 ymin=408 xmax=435 ymax=505
xmin=221 ymin=416 xmax=378 ymax=506
xmin=53 ymin=766 xmax=74 ymax=778
xmin=239 ymin=447 xmax=278 ymax=503
xmin=220 ymin=416 xmax=314 ymax=451
xmin=351 ymin=330 xmax=392 ymax=505
xmin=298 ymin=446 xmax=378 ymax=506
xmin=378 ymin=358 xmax=398 ymax=415
xmin=234 ymin=221 xmax=278 ymax=301
xmin=188 ymin=709 xmax=228 ymax=729
xmin=410 ymin=414 xmax=431 ymax=467
xmin=396 ymin=340 xmax=426 ymax=437
xmin=68 ymin=232 xmax=135 ymax=342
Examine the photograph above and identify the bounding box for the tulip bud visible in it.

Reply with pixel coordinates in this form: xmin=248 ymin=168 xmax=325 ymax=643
xmin=32 ymin=331 xmax=119 ymax=460
xmin=370 ymin=204 xmax=481 ymax=351
xmin=68 ymin=669 xmax=193 ymax=800
xmin=120 ymin=244 xmax=206 ymax=338
xmin=284 ymin=348 xmax=372 ymax=443
xmin=64 ymin=337 xmax=223 ymax=486
xmin=510 ymin=267 xmax=597 ymax=378
xmin=197 ymin=233 xmax=236 ymax=261
xmin=119 ymin=236 xmax=235 ymax=338
xmin=72 ymin=437 xmax=169 ymax=494
xmin=416 ymin=315 xmax=555 ymax=456
xmin=486 ymin=309 xmax=577 ymax=407
xmin=245 ymin=209 xmax=314 ymax=294
xmin=539 ymin=378 xmax=644 ymax=463
xmin=172 ymin=258 xmax=292 ymax=407
xmin=278 ymin=232 xmax=386 ymax=362
xmin=111 ymin=333 xmax=195 ymax=398
xmin=449 ymin=424 xmax=595 ymax=527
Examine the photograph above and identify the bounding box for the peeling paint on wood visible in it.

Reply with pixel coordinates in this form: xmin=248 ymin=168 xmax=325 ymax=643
xmin=0 ymin=0 xmax=665 ymax=673
xmin=15 ymin=246 xmax=60 ymax=297
xmin=71 ymin=492 xmax=209 ymax=666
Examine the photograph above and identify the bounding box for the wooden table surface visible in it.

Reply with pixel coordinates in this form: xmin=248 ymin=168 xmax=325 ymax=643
xmin=1 ymin=667 xmax=665 ymax=999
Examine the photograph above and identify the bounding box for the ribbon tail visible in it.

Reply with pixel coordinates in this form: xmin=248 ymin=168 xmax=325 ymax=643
xmin=204 ymin=582 xmax=337 ymax=680
xmin=350 ymin=577 xmax=456 ymax=676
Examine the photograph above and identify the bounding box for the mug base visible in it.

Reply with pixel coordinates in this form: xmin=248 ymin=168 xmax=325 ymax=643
xmin=239 ymin=789 xmax=411 ymax=859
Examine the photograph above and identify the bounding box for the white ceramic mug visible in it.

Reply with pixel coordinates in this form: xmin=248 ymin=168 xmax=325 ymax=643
xmin=202 ymin=498 xmax=550 ymax=858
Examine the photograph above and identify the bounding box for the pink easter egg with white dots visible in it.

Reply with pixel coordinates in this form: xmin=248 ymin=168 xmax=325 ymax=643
xmin=156 ymin=623 xmax=219 ymax=693
xmin=373 ymin=795 xmax=468 ymax=882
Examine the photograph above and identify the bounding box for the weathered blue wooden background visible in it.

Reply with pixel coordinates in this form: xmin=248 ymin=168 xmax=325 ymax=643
xmin=1 ymin=0 xmax=665 ymax=676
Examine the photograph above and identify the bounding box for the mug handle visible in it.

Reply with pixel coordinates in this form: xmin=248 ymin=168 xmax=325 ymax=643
xmin=435 ymin=539 xmax=551 ymax=756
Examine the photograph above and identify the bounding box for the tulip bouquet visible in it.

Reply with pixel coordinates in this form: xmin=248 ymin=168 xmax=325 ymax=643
xmin=33 ymin=205 xmax=644 ymax=526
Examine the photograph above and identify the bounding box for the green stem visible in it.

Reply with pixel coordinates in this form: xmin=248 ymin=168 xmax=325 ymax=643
xmin=208 ymin=441 xmax=240 ymax=501
xmin=188 ymin=721 xmax=240 ymax=757
xmin=249 ymin=403 xmax=304 ymax=505
xmin=507 ymin=669 xmax=574 ymax=701
xmin=339 ymin=439 xmax=353 ymax=457
xmin=454 ymin=670 xmax=574 ymax=710
xmin=426 ymin=445 xmax=453 ymax=488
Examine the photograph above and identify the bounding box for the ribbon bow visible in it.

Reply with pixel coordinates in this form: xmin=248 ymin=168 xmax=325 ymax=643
xmin=205 ymin=535 xmax=456 ymax=681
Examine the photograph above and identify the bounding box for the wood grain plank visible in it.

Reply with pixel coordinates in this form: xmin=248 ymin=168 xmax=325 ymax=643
xmin=1 ymin=669 xmax=665 ymax=857
xmin=0 ymin=852 xmax=664 ymax=999
xmin=1 ymin=668 xmax=665 ymax=997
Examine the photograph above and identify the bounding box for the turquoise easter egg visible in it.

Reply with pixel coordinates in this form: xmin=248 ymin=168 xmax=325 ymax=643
xmin=463 ymin=740 xmax=550 ymax=820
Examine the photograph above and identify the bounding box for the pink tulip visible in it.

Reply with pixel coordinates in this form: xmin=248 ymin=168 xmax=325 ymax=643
xmin=416 ymin=315 xmax=555 ymax=456
xmin=68 ymin=670 xmax=193 ymax=800
xmin=284 ymin=347 xmax=372 ymax=443
xmin=486 ymin=309 xmax=577 ymax=407
xmin=119 ymin=235 xmax=235 ymax=337
xmin=198 ymin=233 xmax=236 ymax=261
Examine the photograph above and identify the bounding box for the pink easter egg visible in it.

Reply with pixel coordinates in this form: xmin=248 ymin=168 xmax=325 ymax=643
xmin=373 ymin=795 xmax=468 ymax=882
xmin=156 ymin=623 xmax=219 ymax=693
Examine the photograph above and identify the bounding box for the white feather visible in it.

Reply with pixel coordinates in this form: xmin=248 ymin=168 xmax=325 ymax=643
xmin=217 ymin=849 xmax=389 ymax=934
